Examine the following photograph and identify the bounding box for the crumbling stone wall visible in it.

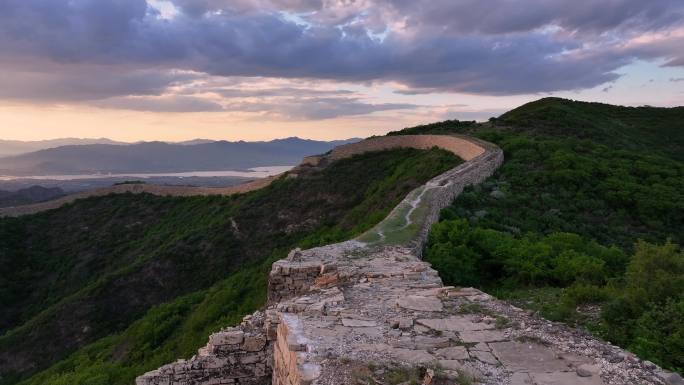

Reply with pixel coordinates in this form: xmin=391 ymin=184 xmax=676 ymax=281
xmin=136 ymin=134 xmax=682 ymax=385
xmin=136 ymin=135 xmax=504 ymax=385
xmin=267 ymin=136 xmax=502 ymax=304
xmin=136 ymin=311 xmax=279 ymax=385
xmin=327 ymin=135 xmax=486 ymax=162
xmin=406 ymin=139 xmax=503 ymax=255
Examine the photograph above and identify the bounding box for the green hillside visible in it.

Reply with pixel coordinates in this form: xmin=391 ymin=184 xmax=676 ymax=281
xmin=391 ymin=98 xmax=684 ymax=372
xmin=2 ymin=97 xmax=682 ymax=383
xmin=0 ymin=148 xmax=461 ymax=385
xmin=497 ymin=97 xmax=684 ymax=160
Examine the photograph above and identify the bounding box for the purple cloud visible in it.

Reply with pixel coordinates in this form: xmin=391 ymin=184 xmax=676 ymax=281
xmin=0 ymin=0 xmax=681 ymax=108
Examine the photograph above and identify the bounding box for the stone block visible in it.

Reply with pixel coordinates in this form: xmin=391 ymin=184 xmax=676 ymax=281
xmin=242 ymin=334 xmax=267 ymax=352
xmin=396 ymin=295 xmax=443 ymax=312
xmin=435 ymin=346 xmax=468 ymax=360
xmin=414 ymin=336 xmax=450 ymax=350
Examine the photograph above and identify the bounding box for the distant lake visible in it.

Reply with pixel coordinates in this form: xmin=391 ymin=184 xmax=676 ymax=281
xmin=0 ymin=166 xmax=294 ymax=181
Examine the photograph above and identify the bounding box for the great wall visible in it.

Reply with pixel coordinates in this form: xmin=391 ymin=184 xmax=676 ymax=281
xmin=4 ymin=135 xmax=682 ymax=385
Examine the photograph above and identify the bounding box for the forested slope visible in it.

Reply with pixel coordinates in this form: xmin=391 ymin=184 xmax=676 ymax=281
xmin=391 ymin=98 xmax=684 ymax=372
xmin=0 ymin=148 xmax=461 ymax=385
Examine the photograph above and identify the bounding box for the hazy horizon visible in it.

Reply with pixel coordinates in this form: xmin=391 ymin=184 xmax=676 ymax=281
xmin=0 ymin=135 xmax=360 ymax=144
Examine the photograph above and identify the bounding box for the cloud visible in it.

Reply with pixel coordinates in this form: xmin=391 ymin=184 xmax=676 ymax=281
xmin=94 ymin=95 xmax=225 ymax=112
xmin=0 ymin=65 xmax=199 ymax=102
xmin=224 ymin=97 xmax=418 ymax=119
xmin=0 ymin=0 xmax=682 ymax=105
xmin=213 ymin=87 xmax=356 ymax=98
xmin=671 ymin=77 xmax=684 ymax=82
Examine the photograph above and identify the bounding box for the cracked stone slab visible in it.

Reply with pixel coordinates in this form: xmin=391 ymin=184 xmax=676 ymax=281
xmin=490 ymin=341 xmax=575 ymax=373
xmin=413 ymin=336 xmax=450 ymax=350
xmin=530 ymin=372 xmax=606 ymax=385
xmin=395 ymin=295 xmax=443 ymax=312
xmin=416 ymin=316 xmax=495 ymax=332
xmin=435 ymin=346 xmax=469 ymax=360
xmin=471 ymin=350 xmax=498 ymax=365
xmin=390 ymin=348 xmax=435 ymax=364
xmin=459 ymin=329 xmax=506 ymax=343
xmin=438 ymin=360 xmax=483 ymax=379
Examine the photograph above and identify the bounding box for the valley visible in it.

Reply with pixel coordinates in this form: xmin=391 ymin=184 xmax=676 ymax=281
xmin=0 ymin=98 xmax=682 ymax=385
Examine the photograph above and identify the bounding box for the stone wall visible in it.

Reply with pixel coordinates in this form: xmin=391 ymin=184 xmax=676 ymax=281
xmin=136 ymin=310 xmax=279 ymax=385
xmin=410 ymin=140 xmax=503 ymax=254
xmin=327 ymin=135 xmax=486 ymax=162
xmin=135 ymin=134 xmax=683 ymax=385
xmin=136 ymin=135 xmax=503 ymax=385
xmin=365 ymin=137 xmax=503 ymax=255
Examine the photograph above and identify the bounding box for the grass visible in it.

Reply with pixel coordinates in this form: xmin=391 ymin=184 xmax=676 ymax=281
xmin=357 ymin=184 xmax=444 ymax=246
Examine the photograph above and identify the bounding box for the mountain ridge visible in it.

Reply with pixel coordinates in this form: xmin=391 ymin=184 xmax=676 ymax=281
xmin=0 ymin=138 xmax=360 ymax=176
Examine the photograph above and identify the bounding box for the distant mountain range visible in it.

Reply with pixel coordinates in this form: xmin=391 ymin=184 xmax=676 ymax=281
xmin=0 ymin=138 xmax=126 ymax=157
xmin=0 ymin=185 xmax=65 ymax=207
xmin=0 ymin=137 xmax=360 ymax=176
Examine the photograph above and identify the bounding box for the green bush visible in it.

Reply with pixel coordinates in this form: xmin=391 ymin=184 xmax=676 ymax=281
xmin=425 ymin=219 xmax=625 ymax=290
xmin=602 ymin=240 xmax=684 ymax=369
xmin=631 ymin=299 xmax=684 ymax=372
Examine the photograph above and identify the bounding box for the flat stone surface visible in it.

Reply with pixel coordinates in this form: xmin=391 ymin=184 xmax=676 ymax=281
xmin=435 ymin=346 xmax=469 ymax=360
xmin=438 ymin=360 xmax=461 ymax=371
xmin=531 ymin=372 xmax=606 ymax=385
xmin=490 ymin=341 xmax=572 ymax=372
xmin=413 ymin=336 xmax=450 ymax=349
xmin=416 ymin=316 xmax=495 ymax=332
xmin=341 ymin=318 xmax=376 ymax=327
xmin=511 ymin=372 xmax=534 ymax=385
xmin=459 ymin=329 xmax=506 ymax=343
xmin=471 ymin=342 xmax=491 ymax=351
xmin=438 ymin=360 xmax=482 ymax=378
xmin=395 ymin=295 xmax=443 ymax=312
xmin=471 ymin=350 xmax=498 ymax=365
xmin=391 ymin=348 xmax=435 ymax=364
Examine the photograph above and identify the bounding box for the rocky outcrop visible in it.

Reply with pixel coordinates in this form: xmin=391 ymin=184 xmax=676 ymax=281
xmin=136 ymin=134 xmax=681 ymax=385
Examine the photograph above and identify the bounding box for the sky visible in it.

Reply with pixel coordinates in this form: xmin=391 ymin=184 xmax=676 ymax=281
xmin=0 ymin=0 xmax=683 ymax=142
